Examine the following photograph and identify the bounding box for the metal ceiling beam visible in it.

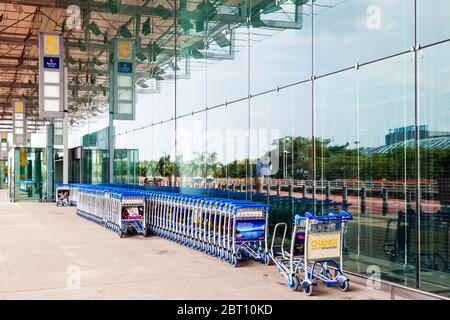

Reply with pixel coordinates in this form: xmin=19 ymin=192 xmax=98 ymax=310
xmin=0 ymin=56 xmax=38 ymax=62
xmin=0 ymin=64 xmax=38 ymax=71
xmin=0 ymin=63 xmax=108 ymax=76
xmin=0 ymin=82 xmax=109 ymax=91
xmin=0 ymin=36 xmax=38 ymax=45
xmin=1 ymin=0 xmax=248 ymax=24
xmin=0 ymin=81 xmax=36 ymax=89
xmin=0 ymin=0 xmax=60 ymax=7
xmin=0 ymin=97 xmax=37 ymax=103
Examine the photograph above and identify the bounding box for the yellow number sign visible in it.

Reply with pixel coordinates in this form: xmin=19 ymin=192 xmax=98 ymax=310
xmin=118 ymin=41 xmax=131 ymax=60
xmin=44 ymin=34 xmax=59 ymax=55
xmin=15 ymin=102 xmax=24 ymax=113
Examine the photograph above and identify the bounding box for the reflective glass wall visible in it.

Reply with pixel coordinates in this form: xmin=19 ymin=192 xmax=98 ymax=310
xmin=73 ymin=0 xmax=450 ymax=296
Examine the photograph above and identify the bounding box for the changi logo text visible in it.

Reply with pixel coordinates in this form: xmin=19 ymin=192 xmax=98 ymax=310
xmin=310 ymin=238 xmax=338 ymax=249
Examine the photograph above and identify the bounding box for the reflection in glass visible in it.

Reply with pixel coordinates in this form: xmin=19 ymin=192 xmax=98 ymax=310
xmin=314 ymin=0 xmax=413 ymax=75
xmin=418 ymin=43 xmax=450 ymax=293
xmin=315 ymin=54 xmax=416 ymax=286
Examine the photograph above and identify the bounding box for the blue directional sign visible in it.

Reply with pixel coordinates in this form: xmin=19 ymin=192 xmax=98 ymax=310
xmin=118 ymin=61 xmax=133 ymax=74
xmin=43 ymin=57 xmax=60 ymax=69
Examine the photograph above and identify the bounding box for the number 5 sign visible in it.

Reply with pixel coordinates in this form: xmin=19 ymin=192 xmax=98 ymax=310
xmin=118 ymin=40 xmax=132 ymax=61
xmin=43 ymin=34 xmax=60 ymax=55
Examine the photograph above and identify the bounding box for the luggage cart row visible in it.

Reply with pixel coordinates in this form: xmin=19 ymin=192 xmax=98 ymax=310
xmin=75 ymin=185 xmax=147 ymax=238
xmin=145 ymin=191 xmax=271 ymax=267
xmin=59 ymin=184 xmax=354 ymax=295
xmin=69 ymin=184 xmax=271 ymax=267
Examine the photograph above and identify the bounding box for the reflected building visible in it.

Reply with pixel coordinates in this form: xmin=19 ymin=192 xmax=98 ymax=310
xmin=376 ymin=125 xmax=450 ymax=154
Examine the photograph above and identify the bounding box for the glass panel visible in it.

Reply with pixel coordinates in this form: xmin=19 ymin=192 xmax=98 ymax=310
xmin=152 ymin=122 xmax=176 ymax=186
xmin=177 ymin=113 xmax=207 ymax=191
xmin=418 ymin=0 xmax=450 ymax=46
xmin=418 ymin=43 xmax=450 ymax=296
xmin=113 ymin=130 xmax=139 ymax=185
xmin=249 ymin=0 xmax=312 ymax=93
xmin=137 ymin=126 xmax=154 ymax=186
xmin=206 ymin=0 xmax=249 ymax=108
xmin=207 ymin=99 xmax=249 ymax=198
xmin=11 ymin=148 xmax=46 ymax=202
xmin=315 ymin=54 xmax=416 ymax=287
xmin=314 ymin=0 xmax=414 ymax=75
xmin=81 ymin=126 xmax=110 ymax=184
xmin=176 ymin=0 xmax=208 ymax=116
xmin=250 ymin=82 xmax=312 ymax=234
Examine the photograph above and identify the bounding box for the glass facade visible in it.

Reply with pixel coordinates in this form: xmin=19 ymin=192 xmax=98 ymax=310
xmin=8 ymin=148 xmax=46 ymax=202
xmin=71 ymin=0 xmax=450 ymax=297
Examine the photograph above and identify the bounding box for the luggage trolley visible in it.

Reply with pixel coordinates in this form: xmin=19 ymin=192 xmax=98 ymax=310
xmin=56 ymin=184 xmax=72 ymax=207
xmin=270 ymin=211 xmax=353 ymax=295
xmin=112 ymin=189 xmax=147 ymax=238
xmin=232 ymin=203 xmax=271 ymax=266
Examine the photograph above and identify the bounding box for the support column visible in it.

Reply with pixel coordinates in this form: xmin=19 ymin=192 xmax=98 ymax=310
xmin=63 ymin=67 xmax=69 ymax=184
xmin=108 ymin=115 xmax=114 ymax=183
xmin=108 ymin=66 xmax=115 ymax=183
xmin=46 ymin=122 xmax=54 ymax=201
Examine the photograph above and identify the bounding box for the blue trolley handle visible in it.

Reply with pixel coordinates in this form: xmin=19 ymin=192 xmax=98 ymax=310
xmin=305 ymin=211 xmax=353 ymax=221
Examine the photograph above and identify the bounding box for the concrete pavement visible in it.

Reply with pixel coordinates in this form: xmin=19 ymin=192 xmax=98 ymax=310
xmin=0 ymin=189 xmax=393 ymax=300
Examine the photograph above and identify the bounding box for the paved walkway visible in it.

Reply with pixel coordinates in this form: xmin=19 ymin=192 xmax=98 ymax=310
xmin=0 ymin=189 xmax=393 ymax=300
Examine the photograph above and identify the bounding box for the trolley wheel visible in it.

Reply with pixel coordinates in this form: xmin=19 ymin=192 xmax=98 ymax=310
xmin=263 ymin=254 xmax=271 ymax=266
xmin=231 ymin=256 xmax=238 ymax=268
xmin=303 ymin=284 xmax=313 ymax=296
xmin=119 ymin=231 xmax=124 ymax=238
xmin=142 ymin=228 xmax=148 ymax=237
xmin=288 ymin=275 xmax=298 ymax=291
xmin=338 ymin=279 xmax=350 ymax=292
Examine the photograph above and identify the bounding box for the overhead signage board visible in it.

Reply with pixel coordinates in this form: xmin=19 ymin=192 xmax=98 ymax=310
xmin=112 ymin=39 xmax=135 ymax=121
xmin=12 ymin=101 xmax=27 ymax=146
xmin=0 ymin=132 xmax=7 ymax=160
xmin=39 ymin=32 xmax=65 ymax=119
